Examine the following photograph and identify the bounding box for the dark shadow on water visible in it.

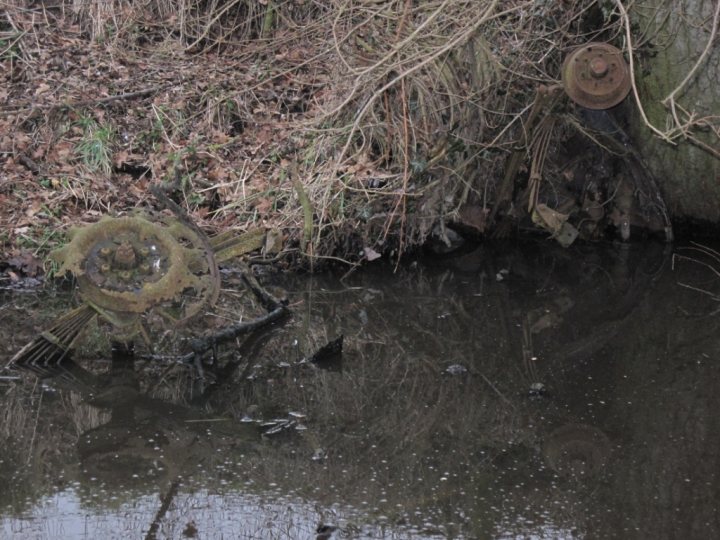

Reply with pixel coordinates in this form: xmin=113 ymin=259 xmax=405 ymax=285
xmin=1 ymin=240 xmax=720 ymax=538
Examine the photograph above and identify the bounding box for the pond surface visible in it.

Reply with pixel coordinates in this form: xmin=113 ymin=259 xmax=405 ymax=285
xmin=2 ymin=240 xmax=720 ymax=539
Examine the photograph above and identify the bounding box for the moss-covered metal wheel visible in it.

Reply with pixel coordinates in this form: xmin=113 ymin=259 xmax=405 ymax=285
xmin=50 ymin=212 xmax=220 ymax=336
xmin=8 ymin=186 xmax=282 ymax=366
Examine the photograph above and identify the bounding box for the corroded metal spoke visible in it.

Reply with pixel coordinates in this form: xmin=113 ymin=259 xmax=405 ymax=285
xmin=8 ymin=305 xmax=97 ymax=367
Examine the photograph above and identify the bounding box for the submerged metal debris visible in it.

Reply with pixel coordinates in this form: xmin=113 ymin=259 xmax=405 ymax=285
xmin=8 ymin=187 xmax=287 ymax=367
xmin=8 ymin=304 xmax=97 ymax=368
xmin=543 ymin=423 xmax=611 ymax=477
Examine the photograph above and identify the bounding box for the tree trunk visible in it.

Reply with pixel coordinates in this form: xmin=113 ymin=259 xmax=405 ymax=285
xmin=629 ymin=0 xmax=720 ymax=222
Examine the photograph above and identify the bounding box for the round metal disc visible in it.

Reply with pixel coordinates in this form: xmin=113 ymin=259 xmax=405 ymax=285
xmin=50 ymin=213 xmax=219 ymax=326
xmin=562 ymin=42 xmax=631 ymax=110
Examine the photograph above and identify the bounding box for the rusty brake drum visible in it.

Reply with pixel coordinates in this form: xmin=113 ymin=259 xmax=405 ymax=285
xmin=562 ymin=42 xmax=631 ymax=110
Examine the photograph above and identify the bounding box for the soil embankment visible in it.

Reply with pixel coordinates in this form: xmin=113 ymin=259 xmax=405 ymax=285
xmin=2 ymin=1 xmax=718 ymax=278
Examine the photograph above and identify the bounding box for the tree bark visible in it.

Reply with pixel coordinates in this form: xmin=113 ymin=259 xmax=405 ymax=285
xmin=629 ymin=0 xmax=720 ymax=222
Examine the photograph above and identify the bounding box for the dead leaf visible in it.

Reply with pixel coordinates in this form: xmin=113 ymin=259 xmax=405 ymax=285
xmin=531 ymin=204 xmax=578 ymax=247
xmin=254 ymin=197 xmax=273 ymax=215
xmin=207 ymin=166 xmax=229 ymax=182
xmin=364 ymin=247 xmax=382 ymax=261
xmin=35 ymin=83 xmax=51 ymax=95
xmin=264 ymin=229 xmax=284 ymax=255
xmin=458 ymin=204 xmax=488 ymax=233
xmin=8 ymin=250 xmax=43 ymax=277
xmin=25 ymin=200 xmax=43 ymax=218
xmin=531 ymin=203 xmax=567 ymax=234
xmin=114 ymin=150 xmax=130 ymax=167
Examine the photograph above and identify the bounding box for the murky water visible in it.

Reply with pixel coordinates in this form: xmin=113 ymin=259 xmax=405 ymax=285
xmin=2 ymin=240 xmax=720 ymax=539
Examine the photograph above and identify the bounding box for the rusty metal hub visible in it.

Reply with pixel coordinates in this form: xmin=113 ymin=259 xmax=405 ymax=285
xmin=562 ymin=42 xmax=631 ymax=109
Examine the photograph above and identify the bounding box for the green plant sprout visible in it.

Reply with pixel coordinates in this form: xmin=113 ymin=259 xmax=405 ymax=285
xmin=75 ymin=117 xmax=114 ymax=175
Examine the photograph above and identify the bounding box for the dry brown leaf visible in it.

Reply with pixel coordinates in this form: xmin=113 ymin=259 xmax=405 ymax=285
xmin=8 ymin=250 xmax=43 ymax=277
xmin=254 ymin=197 xmax=273 ymax=215
xmin=35 ymin=83 xmax=51 ymax=95
xmin=25 ymin=200 xmax=43 ymax=218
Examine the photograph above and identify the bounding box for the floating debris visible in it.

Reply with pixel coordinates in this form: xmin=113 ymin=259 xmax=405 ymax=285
xmin=528 ymin=382 xmax=547 ymax=398
xmin=311 ymin=448 xmax=327 ymax=462
xmin=316 ymin=524 xmax=338 ymax=540
xmin=444 ymin=364 xmax=468 ymax=376
xmin=262 ymin=418 xmax=297 ymax=436
xmin=308 ymin=335 xmax=343 ymax=370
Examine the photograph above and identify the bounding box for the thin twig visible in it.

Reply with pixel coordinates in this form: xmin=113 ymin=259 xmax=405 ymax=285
xmin=0 ymin=83 xmax=177 ymax=116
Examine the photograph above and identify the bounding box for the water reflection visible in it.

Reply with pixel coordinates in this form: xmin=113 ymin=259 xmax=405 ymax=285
xmin=2 ymin=240 xmax=720 ymax=538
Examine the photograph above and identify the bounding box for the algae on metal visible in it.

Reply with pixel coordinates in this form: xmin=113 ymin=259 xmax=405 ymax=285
xmin=8 ymin=200 xmax=282 ymax=363
xmin=210 ymin=227 xmax=267 ymax=262
xmin=12 ymin=210 xmax=224 ymax=349
xmin=49 ymin=212 xmax=220 ymax=340
xmin=51 ymin=214 xmax=217 ymax=315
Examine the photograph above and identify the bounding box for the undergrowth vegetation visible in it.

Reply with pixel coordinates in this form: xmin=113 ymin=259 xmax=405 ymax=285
xmin=0 ymin=0 xmax=677 ymax=270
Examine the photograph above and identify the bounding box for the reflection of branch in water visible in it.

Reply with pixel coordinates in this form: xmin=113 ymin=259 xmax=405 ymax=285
xmin=554 ymin=319 xmax=624 ymax=363
xmin=141 ymin=262 xmax=290 ymax=379
xmin=144 ymin=479 xmax=180 ymax=540
xmin=26 ymin=382 xmax=43 ymax=466
xmin=673 ymin=244 xmax=720 ymax=302
xmin=521 ymin=316 xmax=539 ymax=385
xmin=676 ymin=242 xmax=720 ymax=267
xmin=477 ymin=372 xmax=516 ymax=409
xmin=187 ymin=308 xmax=289 ymax=383
xmin=193 ymin=323 xmax=287 ymax=406
xmin=673 ymin=254 xmax=720 ymax=280
xmin=675 ymin=281 xmax=720 ymax=302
